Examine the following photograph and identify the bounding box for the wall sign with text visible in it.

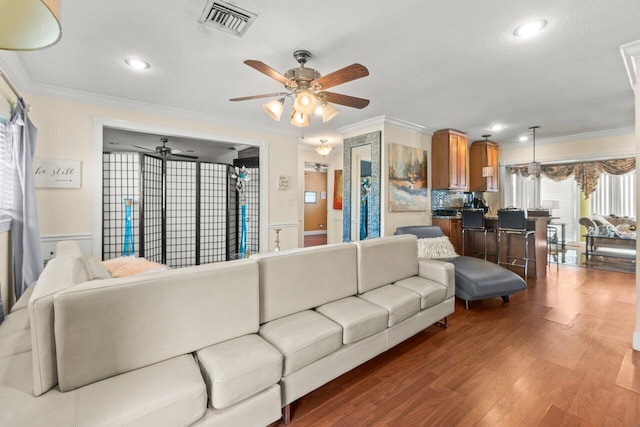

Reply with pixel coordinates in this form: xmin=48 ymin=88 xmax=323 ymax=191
xmin=34 ymin=158 xmax=82 ymax=189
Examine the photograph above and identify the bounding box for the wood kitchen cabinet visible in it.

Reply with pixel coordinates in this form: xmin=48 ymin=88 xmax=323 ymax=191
xmin=432 ymin=129 xmax=468 ymax=190
xmin=469 ymin=140 xmax=499 ymax=192
xmin=431 ymin=218 xmax=463 ymax=255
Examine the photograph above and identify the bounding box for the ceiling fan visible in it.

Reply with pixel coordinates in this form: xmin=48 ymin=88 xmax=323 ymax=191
xmin=230 ymin=50 xmax=370 ymax=127
xmin=133 ymin=138 xmax=198 ymax=160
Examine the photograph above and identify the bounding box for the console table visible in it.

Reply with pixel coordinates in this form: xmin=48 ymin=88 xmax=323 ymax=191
xmin=584 ymin=234 xmax=636 ymax=271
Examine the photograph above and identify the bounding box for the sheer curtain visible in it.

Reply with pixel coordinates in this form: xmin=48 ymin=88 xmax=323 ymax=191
xmin=590 ymin=171 xmax=636 ymax=218
xmin=501 ymin=165 xmax=537 ymax=209
xmin=9 ymin=99 xmax=43 ymax=300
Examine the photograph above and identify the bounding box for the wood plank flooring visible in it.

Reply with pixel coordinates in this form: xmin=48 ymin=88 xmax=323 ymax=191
xmin=273 ymin=265 xmax=638 ymax=426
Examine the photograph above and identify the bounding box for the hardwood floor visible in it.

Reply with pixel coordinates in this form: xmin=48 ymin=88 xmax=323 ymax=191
xmin=273 ymin=265 xmax=639 ymax=426
xmin=304 ymin=233 xmax=327 ymax=247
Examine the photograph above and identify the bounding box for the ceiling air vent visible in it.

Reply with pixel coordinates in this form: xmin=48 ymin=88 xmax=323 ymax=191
xmin=199 ymin=0 xmax=257 ymax=37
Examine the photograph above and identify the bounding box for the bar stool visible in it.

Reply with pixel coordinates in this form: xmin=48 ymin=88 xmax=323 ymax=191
xmin=461 ymin=209 xmax=496 ymax=260
xmin=497 ymin=209 xmax=535 ymax=277
xmin=547 ymin=224 xmax=560 ymax=270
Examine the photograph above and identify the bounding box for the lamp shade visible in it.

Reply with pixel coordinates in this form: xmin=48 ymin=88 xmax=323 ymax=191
xmin=290 ymin=109 xmax=310 ymax=127
xmin=0 ymin=0 xmax=62 ymax=50
xmin=293 ymin=90 xmax=317 ymax=115
xmin=321 ymin=102 xmax=339 ymax=123
xmin=481 ymin=166 xmax=494 ymax=178
xmin=263 ymin=99 xmax=284 ymax=121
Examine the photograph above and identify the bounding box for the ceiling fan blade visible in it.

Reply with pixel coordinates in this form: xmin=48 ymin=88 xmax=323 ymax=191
xmin=321 ymin=91 xmax=370 ymax=109
xmin=170 ymin=153 xmax=199 ymax=160
xmin=244 ymin=60 xmax=289 ymax=85
xmin=132 ymin=145 xmax=156 ymax=152
xmin=230 ymin=92 xmax=288 ymax=102
xmin=313 ymin=64 xmax=369 ymax=90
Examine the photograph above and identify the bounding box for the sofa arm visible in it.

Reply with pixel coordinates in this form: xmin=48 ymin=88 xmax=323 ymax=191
xmin=418 ymin=259 xmax=455 ymax=299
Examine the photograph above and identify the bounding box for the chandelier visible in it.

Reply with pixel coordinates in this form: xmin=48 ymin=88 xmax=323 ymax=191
xmin=315 ymin=139 xmax=333 ymax=156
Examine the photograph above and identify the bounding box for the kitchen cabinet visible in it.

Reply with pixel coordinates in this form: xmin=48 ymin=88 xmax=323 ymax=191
xmin=469 ymin=140 xmax=499 ymax=192
xmin=431 ymin=218 xmax=463 ymax=255
xmin=432 ymin=129 xmax=467 ymax=190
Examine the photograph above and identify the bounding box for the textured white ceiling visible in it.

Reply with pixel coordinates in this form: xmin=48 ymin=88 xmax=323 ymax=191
xmin=7 ymin=0 xmax=640 ymax=147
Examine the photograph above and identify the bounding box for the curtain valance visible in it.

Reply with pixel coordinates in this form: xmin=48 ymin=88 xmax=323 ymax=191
xmin=508 ymin=157 xmax=635 ymax=198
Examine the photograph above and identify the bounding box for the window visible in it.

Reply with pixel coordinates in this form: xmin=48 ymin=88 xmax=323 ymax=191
xmin=0 ymin=118 xmax=12 ymax=217
xmin=590 ymin=171 xmax=636 ymax=218
xmin=540 ymin=175 xmax=580 ymax=242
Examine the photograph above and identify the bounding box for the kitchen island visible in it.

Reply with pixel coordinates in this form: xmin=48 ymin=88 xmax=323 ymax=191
xmin=433 ymin=214 xmax=548 ymax=279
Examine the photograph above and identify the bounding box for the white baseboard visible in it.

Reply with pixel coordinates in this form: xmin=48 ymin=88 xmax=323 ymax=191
xmin=633 ymin=331 xmax=640 ymax=351
xmin=41 ymin=234 xmax=94 ymax=260
xmin=304 ymin=230 xmax=328 ymax=236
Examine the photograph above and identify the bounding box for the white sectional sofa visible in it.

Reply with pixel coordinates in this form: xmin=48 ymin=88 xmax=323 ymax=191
xmin=0 ymin=234 xmax=454 ymax=426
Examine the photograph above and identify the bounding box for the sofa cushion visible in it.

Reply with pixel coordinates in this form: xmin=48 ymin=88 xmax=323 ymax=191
xmin=316 ymin=297 xmax=388 ymax=344
xmin=81 ymin=256 xmax=112 ymax=280
xmin=359 ymin=285 xmax=421 ymax=326
xmin=0 ymin=308 xmax=31 ymax=358
xmin=54 ymin=259 xmax=259 ymax=392
xmin=259 ymin=310 xmax=342 ymax=376
xmin=9 ymin=284 xmax=35 ymax=313
xmin=251 ymin=243 xmax=357 ymax=323
xmin=74 ymin=354 xmax=206 ymax=427
xmin=355 ymin=235 xmax=419 ymax=293
xmin=0 ymin=352 xmax=206 ymax=427
xmin=197 ymin=334 xmax=282 ymax=409
xmin=28 ymin=254 xmax=90 ymax=396
xmin=394 ymin=276 xmax=448 ymax=309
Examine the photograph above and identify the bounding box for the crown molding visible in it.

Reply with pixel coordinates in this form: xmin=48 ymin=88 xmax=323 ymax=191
xmin=503 ymin=126 xmax=635 ymax=149
xmin=0 ymin=51 xmax=301 ymax=138
xmin=384 ymin=116 xmax=436 ymax=134
xmin=620 ymin=39 xmax=640 ymax=92
xmin=337 ymin=115 xmax=433 ymax=137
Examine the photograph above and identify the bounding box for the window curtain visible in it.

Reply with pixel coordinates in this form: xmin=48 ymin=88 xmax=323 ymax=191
xmin=501 ymin=164 xmax=537 ymax=209
xmin=509 ymin=158 xmax=635 ymax=199
xmin=9 ymin=99 xmax=43 ymax=300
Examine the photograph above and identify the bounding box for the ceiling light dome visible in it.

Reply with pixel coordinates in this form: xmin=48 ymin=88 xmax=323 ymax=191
xmin=125 ymin=58 xmax=150 ymax=70
xmin=514 ymin=20 xmax=547 ymax=38
xmin=315 ymin=139 xmax=333 ymax=156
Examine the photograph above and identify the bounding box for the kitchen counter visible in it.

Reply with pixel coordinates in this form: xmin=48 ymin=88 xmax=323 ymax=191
xmin=431 ymin=214 xmax=548 ymax=279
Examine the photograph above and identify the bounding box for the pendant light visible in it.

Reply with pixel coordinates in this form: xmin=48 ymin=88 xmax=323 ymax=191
xmin=481 ymin=134 xmax=494 ymax=178
xmin=528 ymin=125 xmax=541 ymax=176
xmin=0 ymin=0 xmax=62 ymax=51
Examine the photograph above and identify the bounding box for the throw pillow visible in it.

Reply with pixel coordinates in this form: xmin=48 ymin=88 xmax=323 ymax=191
xmin=417 ymin=236 xmax=458 ymax=259
xmin=102 ymin=257 xmax=171 ymax=278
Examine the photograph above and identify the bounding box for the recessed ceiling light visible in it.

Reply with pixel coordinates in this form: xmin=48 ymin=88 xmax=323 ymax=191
xmin=519 ymin=135 xmax=529 ymax=142
xmin=125 ymin=57 xmax=150 ymax=70
xmin=489 ymin=124 xmax=504 ymax=131
xmin=514 ymin=20 xmax=548 ymax=38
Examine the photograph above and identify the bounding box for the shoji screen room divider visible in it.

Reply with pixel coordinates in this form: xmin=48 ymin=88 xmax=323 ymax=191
xmin=103 ymin=152 xmax=258 ymax=267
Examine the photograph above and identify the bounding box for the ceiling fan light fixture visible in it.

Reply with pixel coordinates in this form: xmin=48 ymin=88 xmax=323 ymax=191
xmin=315 ymin=139 xmax=333 ymax=156
xmin=263 ymin=98 xmax=284 ymax=121
xmin=293 ymin=90 xmax=318 ymax=115
xmin=290 ymin=109 xmax=310 ymax=127
xmin=321 ymin=102 xmax=339 ymax=123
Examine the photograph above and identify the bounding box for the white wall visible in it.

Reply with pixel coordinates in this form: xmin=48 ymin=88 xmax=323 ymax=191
xmin=382 ymin=123 xmax=432 ymax=236
xmin=500 ymin=132 xmax=635 ymax=164
xmin=26 ymin=94 xmax=301 ymax=255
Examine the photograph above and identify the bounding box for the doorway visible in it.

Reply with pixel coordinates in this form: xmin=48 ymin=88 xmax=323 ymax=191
xmin=303 ymin=162 xmax=328 ymax=247
xmin=95 ymin=123 xmax=265 ymax=263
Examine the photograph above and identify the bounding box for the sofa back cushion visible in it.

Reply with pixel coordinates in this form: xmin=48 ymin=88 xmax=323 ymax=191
xmin=355 ymin=235 xmax=419 ymax=293
xmin=252 ymin=243 xmax=357 ymax=323
xmin=53 ymin=259 xmax=259 ymax=392
xmin=28 ymin=253 xmax=89 ymax=396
